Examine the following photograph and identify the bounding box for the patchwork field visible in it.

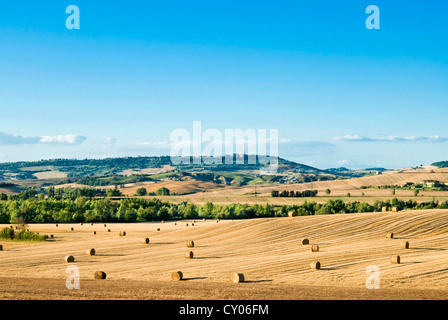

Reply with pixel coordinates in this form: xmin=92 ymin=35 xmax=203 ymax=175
xmin=112 ymin=168 xmax=448 ymax=205
xmin=1 ymin=209 xmax=448 ymax=300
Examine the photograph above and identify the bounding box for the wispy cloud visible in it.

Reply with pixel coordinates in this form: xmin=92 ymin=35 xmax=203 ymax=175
xmin=334 ymin=134 xmax=448 ymax=143
xmin=0 ymin=132 xmax=87 ymax=145
xmin=278 ymin=139 xmax=338 ymax=157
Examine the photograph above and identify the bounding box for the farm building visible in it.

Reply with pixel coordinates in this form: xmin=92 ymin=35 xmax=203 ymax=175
xmin=421 ymin=180 xmax=441 ymax=188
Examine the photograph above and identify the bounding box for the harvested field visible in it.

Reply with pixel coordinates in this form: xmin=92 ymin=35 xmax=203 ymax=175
xmin=1 ymin=209 xmax=448 ymax=300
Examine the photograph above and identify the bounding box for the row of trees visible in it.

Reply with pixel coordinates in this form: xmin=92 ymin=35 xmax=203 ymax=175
xmin=271 ymin=189 xmax=318 ymax=197
xmin=136 ymin=187 xmax=170 ymax=196
xmin=0 ymin=193 xmax=446 ymax=224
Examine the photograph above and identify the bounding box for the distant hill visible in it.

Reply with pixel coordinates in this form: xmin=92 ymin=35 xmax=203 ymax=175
xmin=0 ymin=155 xmax=393 ymax=189
xmin=432 ymin=161 xmax=448 ymax=168
xmin=0 ymin=155 xmax=329 ymax=181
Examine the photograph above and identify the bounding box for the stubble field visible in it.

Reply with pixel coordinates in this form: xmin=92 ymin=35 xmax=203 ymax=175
xmin=1 ymin=209 xmax=448 ymax=300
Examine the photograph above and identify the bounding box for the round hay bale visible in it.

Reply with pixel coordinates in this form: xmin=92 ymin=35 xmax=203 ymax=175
xmin=161 ymin=220 xmax=165 ymax=223
xmin=301 ymin=238 xmax=310 ymax=245
xmin=104 ymin=224 xmax=107 ymax=227
xmin=93 ymin=231 xmax=96 ymax=235
xmin=50 ymin=234 xmax=54 ymax=238
xmin=175 ymin=223 xmax=177 ymax=226
xmin=142 ymin=238 xmax=150 ymax=244
xmin=310 ymin=261 xmax=321 ymax=270
xmin=0 ymin=244 xmax=3 ymax=251
xmin=192 ymin=223 xmax=194 ymax=226
xmin=288 ymin=211 xmax=297 ymax=217
xmin=119 ymin=231 xmax=126 ymax=236
xmin=231 ymin=273 xmax=245 ymax=283
xmin=203 ymin=218 xmax=206 ymax=221
xmin=44 ymin=235 xmax=49 ymax=240
xmin=186 ymin=224 xmax=189 ymax=227
xmin=80 ymin=223 xmax=83 ymax=226
xmin=171 ymin=271 xmax=183 ymax=281
xmin=382 ymin=206 xmax=388 ymax=212
xmin=386 ymin=232 xmax=394 ymax=239
xmin=107 ymin=229 xmax=111 ymax=232
xmin=187 ymin=240 xmax=195 ymax=248
xmin=401 ymin=241 xmax=409 ymax=249
xmin=391 ymin=255 xmax=400 ymax=264
xmin=184 ymin=251 xmax=194 ymax=259
xmin=391 ymin=207 xmax=398 ymax=212
xmin=311 ymin=245 xmax=319 ymax=252
xmin=70 ymin=227 xmax=74 ymax=231
xmin=9 ymin=225 xmax=13 ymax=229
xmin=86 ymin=248 xmax=95 ymax=255
xmin=65 ymin=255 xmax=75 ymax=263
xmin=94 ymin=271 xmax=107 ymax=279
xmin=91 ymin=223 xmax=94 ymax=226
xmin=56 ymin=224 xmax=58 ymax=227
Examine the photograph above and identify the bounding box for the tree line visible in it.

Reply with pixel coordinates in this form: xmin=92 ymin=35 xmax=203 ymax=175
xmin=0 ymin=188 xmax=446 ymax=224
xmin=271 ymin=189 xmax=318 ymax=197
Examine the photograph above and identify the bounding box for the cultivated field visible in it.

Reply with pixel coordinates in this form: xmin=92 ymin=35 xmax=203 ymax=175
xmin=114 ymin=169 xmax=448 ymax=205
xmin=1 ymin=209 xmax=448 ymax=300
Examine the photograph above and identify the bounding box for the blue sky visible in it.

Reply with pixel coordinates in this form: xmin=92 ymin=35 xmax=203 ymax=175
xmin=0 ymin=1 xmax=447 ymax=169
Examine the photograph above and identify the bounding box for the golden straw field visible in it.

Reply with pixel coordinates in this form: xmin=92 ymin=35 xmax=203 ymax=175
xmin=1 ymin=208 xmax=448 ymax=299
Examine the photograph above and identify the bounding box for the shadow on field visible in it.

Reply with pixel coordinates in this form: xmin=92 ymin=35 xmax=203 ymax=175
xmin=183 ymin=277 xmax=207 ymax=281
xmin=410 ymin=247 xmax=447 ymax=251
xmin=193 ymin=256 xmax=221 ymax=259
xmin=150 ymin=242 xmax=175 ymax=245
xmin=243 ymin=280 xmax=273 ymax=283
xmin=96 ymin=254 xmax=125 ymax=257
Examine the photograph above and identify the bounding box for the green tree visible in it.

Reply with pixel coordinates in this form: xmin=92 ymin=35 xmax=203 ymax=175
xmin=315 ymin=204 xmax=332 ymax=215
xmin=136 ymin=187 xmax=147 ymax=196
xmin=183 ymin=203 xmax=198 ymax=219
xmin=157 ymin=207 xmax=170 ymax=221
xmin=106 ymin=186 xmax=122 ymax=197
xmin=325 ymin=189 xmax=331 ymax=195
xmin=156 ymin=187 xmax=170 ymax=196
xmin=202 ymin=201 xmax=214 ymax=217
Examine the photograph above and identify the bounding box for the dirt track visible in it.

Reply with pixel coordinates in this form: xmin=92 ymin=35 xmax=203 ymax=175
xmin=1 ymin=209 xmax=448 ymax=300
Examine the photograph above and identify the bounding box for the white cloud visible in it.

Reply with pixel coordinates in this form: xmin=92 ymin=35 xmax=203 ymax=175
xmin=40 ymin=134 xmax=87 ymax=145
xmin=0 ymin=132 xmax=86 ymax=145
xmin=333 ymin=134 xmax=448 ymax=143
xmin=104 ymin=137 xmax=118 ymax=146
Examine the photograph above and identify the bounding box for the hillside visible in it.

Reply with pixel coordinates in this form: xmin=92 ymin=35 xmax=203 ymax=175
xmin=0 ymin=155 xmax=351 ymax=190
